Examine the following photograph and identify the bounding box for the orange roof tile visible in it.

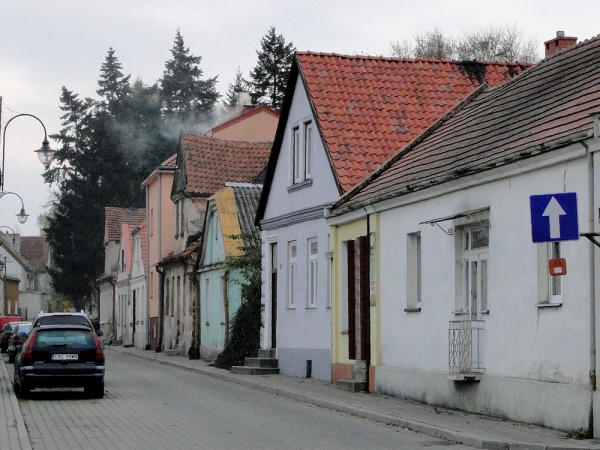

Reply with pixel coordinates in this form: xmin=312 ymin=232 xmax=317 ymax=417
xmin=297 ymin=52 xmax=530 ymax=192
xmin=182 ymin=134 xmax=271 ymax=196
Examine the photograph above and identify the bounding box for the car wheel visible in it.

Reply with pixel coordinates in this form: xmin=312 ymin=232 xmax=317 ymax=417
xmin=86 ymin=382 xmax=104 ymax=399
xmin=12 ymin=369 xmax=20 ymax=395
xmin=18 ymin=376 xmax=30 ymax=399
xmin=7 ymin=352 xmax=15 ymax=364
xmin=1 ymin=346 xmax=6 ymax=354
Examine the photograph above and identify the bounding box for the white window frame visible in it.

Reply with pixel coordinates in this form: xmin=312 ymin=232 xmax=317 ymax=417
xmin=461 ymin=227 xmax=489 ymax=318
xmin=304 ymin=121 xmax=313 ymax=180
xmin=290 ymin=117 xmax=314 ymax=186
xmin=287 ymin=241 xmax=297 ymax=308
xmin=406 ymin=232 xmax=422 ymax=311
xmin=307 ymin=238 xmax=318 ymax=308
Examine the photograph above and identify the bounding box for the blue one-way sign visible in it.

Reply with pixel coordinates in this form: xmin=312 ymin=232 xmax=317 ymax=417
xmin=530 ymin=192 xmax=579 ymax=243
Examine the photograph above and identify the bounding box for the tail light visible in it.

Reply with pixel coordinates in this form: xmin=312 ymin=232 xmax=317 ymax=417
xmin=93 ymin=333 xmax=104 ymax=364
xmin=23 ymin=334 xmax=36 ymax=363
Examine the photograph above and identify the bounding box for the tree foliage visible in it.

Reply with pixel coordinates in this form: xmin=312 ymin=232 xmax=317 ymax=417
xmin=45 ymin=33 xmax=219 ymax=309
xmin=249 ymin=26 xmax=296 ymax=110
xmin=160 ymin=29 xmax=220 ymax=124
xmin=214 ymin=231 xmax=262 ymax=369
xmin=225 ymin=67 xmax=250 ymax=106
xmin=390 ymin=24 xmax=540 ymax=63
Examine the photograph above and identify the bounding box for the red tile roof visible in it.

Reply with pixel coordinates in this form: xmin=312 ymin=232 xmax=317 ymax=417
xmin=332 ymin=35 xmax=600 ymax=214
xmin=104 ymin=207 xmax=145 ymax=242
xmin=297 ymin=52 xmax=530 ymax=192
xmin=181 ymin=134 xmax=271 ymax=196
xmin=160 ymin=154 xmax=177 ymax=167
xmin=19 ymin=236 xmax=49 ymax=272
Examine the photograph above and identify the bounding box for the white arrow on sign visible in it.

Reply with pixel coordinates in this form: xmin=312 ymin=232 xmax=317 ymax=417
xmin=542 ymin=196 xmax=566 ymax=239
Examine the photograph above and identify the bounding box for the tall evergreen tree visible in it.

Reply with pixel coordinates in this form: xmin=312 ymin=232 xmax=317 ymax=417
xmin=225 ymin=67 xmax=250 ymax=106
xmin=97 ymin=47 xmax=131 ymax=114
xmin=160 ymin=29 xmax=220 ymax=123
xmin=249 ymin=27 xmax=295 ymax=110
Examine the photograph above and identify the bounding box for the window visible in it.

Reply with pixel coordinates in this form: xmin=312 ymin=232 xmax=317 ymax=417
xmin=165 ymin=278 xmax=170 ymax=316
xmin=288 ymin=241 xmax=297 ymax=308
xmin=175 ymin=201 xmax=180 ymax=237
xmin=406 ymin=232 xmax=421 ymax=311
xmin=204 ymin=278 xmax=210 ymax=325
xmin=291 ymin=120 xmax=313 ymax=185
xmin=308 ymin=238 xmax=318 ymax=308
xmin=304 ymin=121 xmax=313 ymax=180
xmin=150 ymin=208 xmax=154 ymax=236
xmin=537 ymin=241 xmax=562 ymax=306
xmin=459 ymin=226 xmax=489 ymax=318
xmin=180 ymin=201 xmax=185 ymax=238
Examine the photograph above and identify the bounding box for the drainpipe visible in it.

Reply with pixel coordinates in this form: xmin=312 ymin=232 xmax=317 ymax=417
xmin=223 ymin=270 xmax=230 ymax=348
xmin=156 ymin=264 xmax=164 ymax=352
xmin=362 ymin=206 xmax=371 ymax=391
xmin=585 ymin=135 xmax=597 ymax=437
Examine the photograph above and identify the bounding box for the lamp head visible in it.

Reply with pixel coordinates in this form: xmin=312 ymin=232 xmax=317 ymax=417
xmin=17 ymin=208 xmax=29 ymax=224
xmin=35 ymin=139 xmax=56 ymax=168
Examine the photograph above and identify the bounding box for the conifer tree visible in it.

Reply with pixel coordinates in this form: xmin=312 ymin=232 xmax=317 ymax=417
xmin=97 ymin=47 xmax=131 ymax=114
xmin=160 ymin=29 xmax=220 ymax=122
xmin=225 ymin=67 xmax=250 ymax=106
xmin=249 ymin=26 xmax=295 ymax=110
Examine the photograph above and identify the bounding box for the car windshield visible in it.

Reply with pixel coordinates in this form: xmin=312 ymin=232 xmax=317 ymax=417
xmin=15 ymin=324 xmax=31 ymax=335
xmin=10 ymin=323 xmax=22 ymax=330
xmin=36 ymin=316 xmax=91 ymax=327
xmin=35 ymin=330 xmax=95 ymax=348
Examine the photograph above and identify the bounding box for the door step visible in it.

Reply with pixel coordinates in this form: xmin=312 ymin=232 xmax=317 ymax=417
xmin=231 ymin=348 xmax=280 ymax=375
xmin=337 ymin=380 xmax=368 ymax=392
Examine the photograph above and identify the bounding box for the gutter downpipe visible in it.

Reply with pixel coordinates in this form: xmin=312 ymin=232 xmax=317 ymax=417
xmin=362 ymin=205 xmax=371 ymax=392
xmin=585 ymin=139 xmax=596 ymax=438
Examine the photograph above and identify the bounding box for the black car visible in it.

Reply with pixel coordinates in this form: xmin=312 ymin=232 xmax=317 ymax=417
xmin=13 ymin=325 xmax=105 ymax=399
xmin=32 ymin=313 xmax=103 ymax=337
xmin=7 ymin=322 xmax=32 ymax=363
xmin=1 ymin=321 xmax=27 ymax=353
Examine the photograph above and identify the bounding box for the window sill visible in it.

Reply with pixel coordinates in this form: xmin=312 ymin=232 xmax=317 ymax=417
xmin=220 ymin=322 xmax=226 ymax=325
xmin=287 ymin=179 xmax=313 ymax=192
xmin=535 ymin=302 xmax=562 ymax=308
xmin=404 ymin=307 xmax=421 ymax=313
xmin=341 ymin=330 xmax=348 ymax=335
xmin=205 ymin=322 xmax=210 ymax=326
xmin=306 ymin=305 xmax=317 ymax=310
xmin=286 ymin=306 xmax=296 ymax=310
xmin=452 ymin=311 xmax=470 ymax=316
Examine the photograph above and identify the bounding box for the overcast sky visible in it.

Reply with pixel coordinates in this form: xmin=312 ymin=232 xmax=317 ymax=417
xmin=1 ymin=0 xmax=598 ymax=236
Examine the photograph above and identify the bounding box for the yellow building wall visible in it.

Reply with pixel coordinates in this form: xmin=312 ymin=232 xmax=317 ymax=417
xmin=330 ymin=214 xmax=381 ymax=379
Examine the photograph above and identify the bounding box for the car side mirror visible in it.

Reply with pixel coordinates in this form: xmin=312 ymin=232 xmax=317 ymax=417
xmin=96 ymin=330 xmax=104 ymax=337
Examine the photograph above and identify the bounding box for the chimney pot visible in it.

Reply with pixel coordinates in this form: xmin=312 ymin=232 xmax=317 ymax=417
xmin=556 ymin=30 xmax=565 ymax=38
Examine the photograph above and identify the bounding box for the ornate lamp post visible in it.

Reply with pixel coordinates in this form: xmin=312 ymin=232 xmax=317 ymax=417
xmin=1 ymin=113 xmax=56 ymax=191
xmin=0 ymin=191 xmax=28 ymax=224
xmin=0 ymin=225 xmax=17 ymax=245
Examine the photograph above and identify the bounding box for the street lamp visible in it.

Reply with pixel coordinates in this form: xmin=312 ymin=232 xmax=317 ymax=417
xmin=0 ymin=191 xmax=29 ymax=224
xmin=1 ymin=113 xmax=56 ymax=191
xmin=0 ymin=226 xmax=17 ymax=245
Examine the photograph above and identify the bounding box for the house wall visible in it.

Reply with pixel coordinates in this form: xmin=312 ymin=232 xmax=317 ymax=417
xmin=97 ymin=280 xmax=114 ymax=343
xmin=162 ymin=263 xmax=193 ymax=355
xmin=129 ymin=276 xmax=146 ymax=349
xmin=211 ymin=110 xmax=278 ymax=142
xmin=260 ymin=77 xmax=341 ymax=382
xmin=330 ymin=216 xmax=381 ymax=387
xmin=146 ymin=169 xmax=175 ymax=351
xmin=18 ymin=292 xmax=46 ymax=320
xmin=370 ymin=149 xmax=595 ymax=431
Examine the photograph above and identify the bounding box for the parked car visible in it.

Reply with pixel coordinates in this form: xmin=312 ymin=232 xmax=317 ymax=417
xmin=0 ymin=315 xmax=24 ymax=330
xmin=32 ymin=313 xmax=103 ymax=337
xmin=1 ymin=321 xmax=28 ymax=353
xmin=7 ymin=322 xmax=32 ymax=363
xmin=13 ymin=325 xmax=105 ymax=399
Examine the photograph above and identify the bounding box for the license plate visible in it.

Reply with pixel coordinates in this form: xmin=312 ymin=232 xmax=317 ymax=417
xmin=51 ymin=354 xmax=78 ymax=361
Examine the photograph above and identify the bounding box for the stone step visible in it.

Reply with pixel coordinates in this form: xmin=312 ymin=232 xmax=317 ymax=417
xmin=258 ymin=348 xmax=276 ymax=359
xmin=337 ymin=380 xmax=368 ymax=393
xmin=231 ymin=366 xmax=280 ymax=375
xmin=244 ymin=357 xmax=279 ymax=368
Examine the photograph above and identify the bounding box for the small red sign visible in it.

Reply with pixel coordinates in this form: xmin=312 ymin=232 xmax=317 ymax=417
xmin=549 ymin=258 xmax=567 ymax=276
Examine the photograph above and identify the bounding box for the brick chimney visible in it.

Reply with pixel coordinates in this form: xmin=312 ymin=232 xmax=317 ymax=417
xmin=544 ymin=31 xmax=577 ymax=57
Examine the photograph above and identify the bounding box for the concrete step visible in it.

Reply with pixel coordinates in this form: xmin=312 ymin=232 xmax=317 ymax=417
xmin=337 ymin=380 xmax=368 ymax=393
xmin=258 ymin=348 xmax=276 ymax=359
xmin=231 ymin=366 xmax=280 ymax=375
xmin=244 ymin=357 xmax=279 ymax=368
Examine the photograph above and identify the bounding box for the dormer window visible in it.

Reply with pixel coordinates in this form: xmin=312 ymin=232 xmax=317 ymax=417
xmin=291 ymin=119 xmax=313 ymax=186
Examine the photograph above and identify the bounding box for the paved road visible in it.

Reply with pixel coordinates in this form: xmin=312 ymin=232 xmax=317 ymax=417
xmin=7 ymin=349 xmax=476 ymax=450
